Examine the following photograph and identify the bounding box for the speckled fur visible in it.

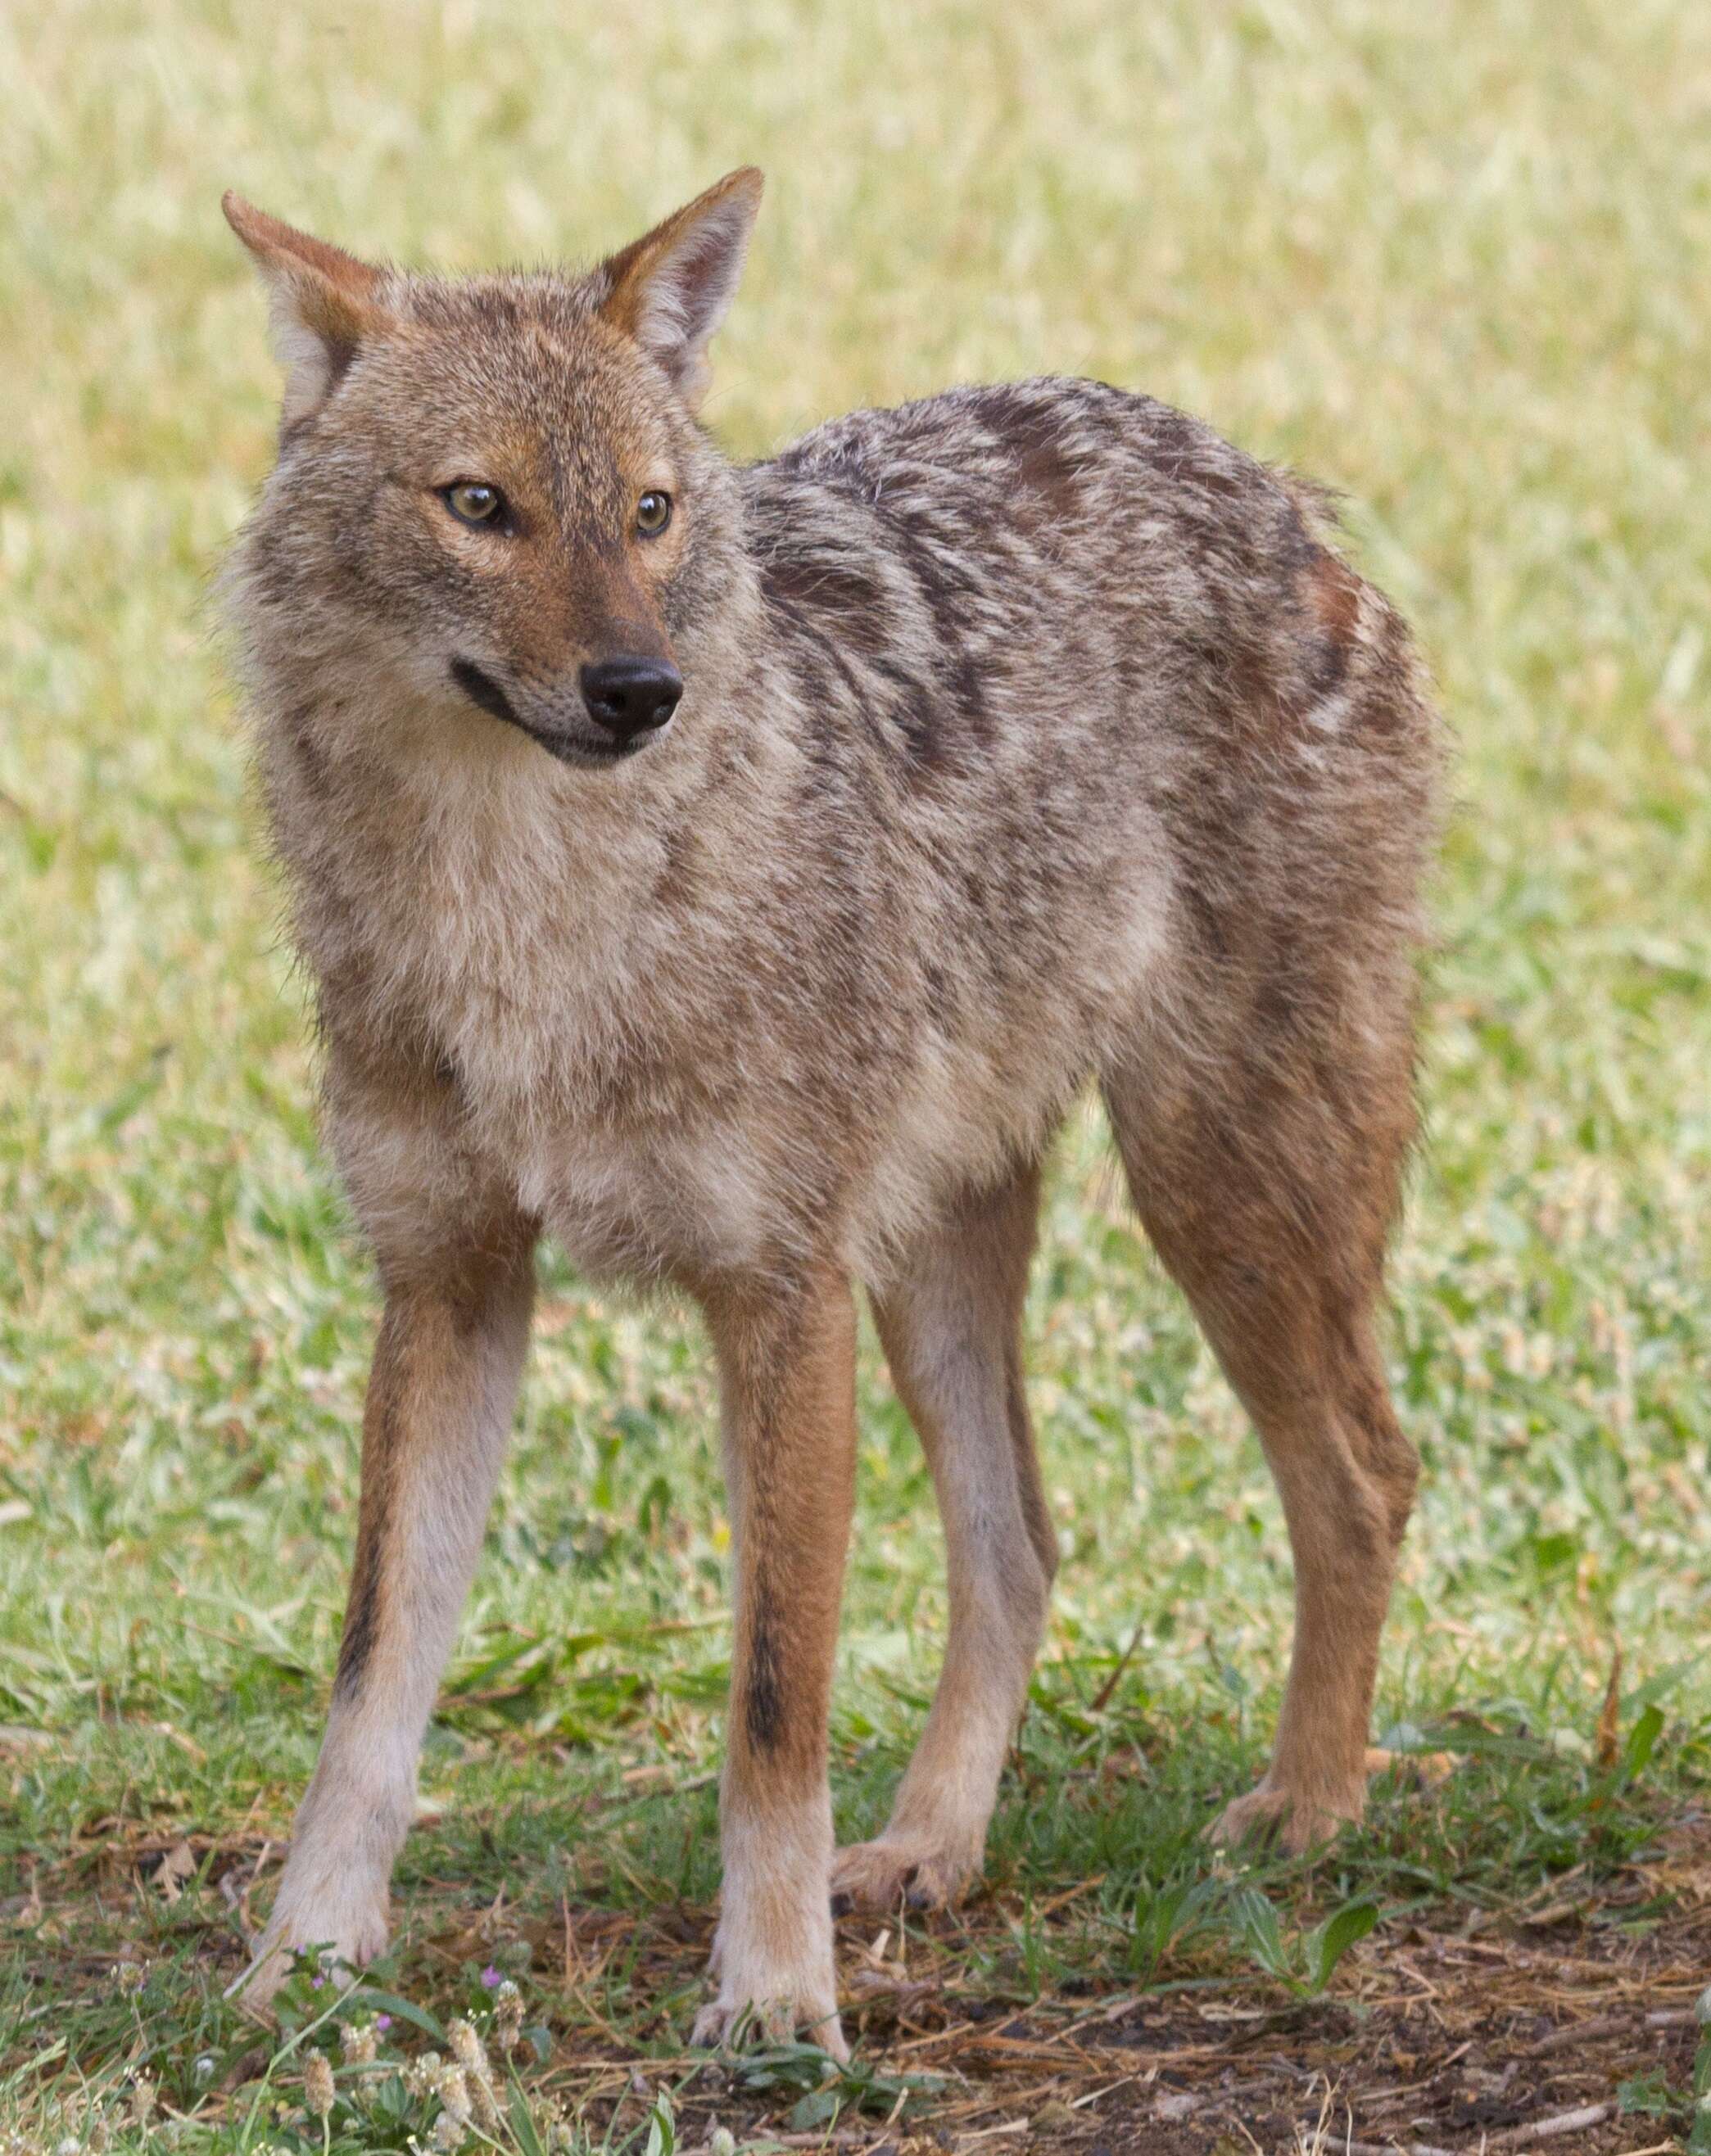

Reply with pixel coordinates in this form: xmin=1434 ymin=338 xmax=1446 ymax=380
xmin=220 ymin=174 xmax=1444 ymax=2051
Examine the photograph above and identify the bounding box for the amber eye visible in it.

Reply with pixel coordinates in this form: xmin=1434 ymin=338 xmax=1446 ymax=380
xmin=636 ymin=490 xmax=672 ymax=537
xmin=443 ymin=481 xmax=505 ymax=527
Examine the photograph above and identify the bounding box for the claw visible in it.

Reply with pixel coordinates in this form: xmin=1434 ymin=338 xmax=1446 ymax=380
xmin=692 ymin=1996 xmax=848 ymax=2063
xmin=828 ymin=1838 xmax=972 ymax=1916
xmin=1211 ymin=1779 xmax=1363 ymax=1856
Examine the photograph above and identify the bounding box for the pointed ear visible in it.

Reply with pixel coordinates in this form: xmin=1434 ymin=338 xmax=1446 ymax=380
xmin=595 ymin=168 xmax=763 ymax=412
xmin=223 ymin=192 xmax=389 ymax=430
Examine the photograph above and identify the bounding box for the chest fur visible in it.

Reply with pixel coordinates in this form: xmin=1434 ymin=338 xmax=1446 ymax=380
xmin=296 ymin=754 xmax=800 ymax=1274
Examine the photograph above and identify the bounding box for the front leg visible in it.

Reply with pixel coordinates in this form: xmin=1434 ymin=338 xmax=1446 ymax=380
xmin=693 ymin=1267 xmax=857 ymax=2060
xmin=231 ymin=1206 xmax=536 ymax=2008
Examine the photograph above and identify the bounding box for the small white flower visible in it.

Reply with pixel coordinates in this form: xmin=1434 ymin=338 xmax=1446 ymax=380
xmin=448 ymin=2018 xmax=490 ymax=2080
xmin=494 ymin=1978 xmax=524 ymax=2054
xmin=303 ymin=2049 xmax=336 ymax=2120
xmin=405 ymin=2050 xmax=446 ymax=2100
xmin=341 ymin=2018 xmax=379 ymax=2066
xmin=439 ymin=2065 xmax=473 ymax=2125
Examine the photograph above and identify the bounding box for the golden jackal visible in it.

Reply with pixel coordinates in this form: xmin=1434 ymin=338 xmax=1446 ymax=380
xmin=221 ymin=170 xmax=1442 ymax=2055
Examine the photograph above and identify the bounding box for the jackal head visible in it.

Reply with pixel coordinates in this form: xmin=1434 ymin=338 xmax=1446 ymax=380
xmin=224 ymin=171 xmax=762 ymax=770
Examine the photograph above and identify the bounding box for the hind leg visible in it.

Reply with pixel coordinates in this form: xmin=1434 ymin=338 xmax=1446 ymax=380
xmin=1103 ymin=1048 xmax=1419 ymax=1853
xmin=832 ymin=1162 xmax=1055 ymax=1914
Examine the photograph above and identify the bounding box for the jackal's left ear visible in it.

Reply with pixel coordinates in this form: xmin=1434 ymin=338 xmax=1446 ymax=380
xmin=223 ymin=192 xmax=390 ymax=431
xmin=596 ymin=169 xmax=763 ymax=413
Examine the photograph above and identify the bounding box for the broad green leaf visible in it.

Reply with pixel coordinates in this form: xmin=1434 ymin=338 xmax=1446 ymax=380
xmin=1306 ymin=1898 xmax=1378 ymax=1996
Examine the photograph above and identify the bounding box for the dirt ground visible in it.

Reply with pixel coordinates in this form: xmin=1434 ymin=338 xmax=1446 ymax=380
xmin=15 ymin=1812 xmax=1710 ymax=2154
xmin=397 ymin=1809 xmax=1704 ymax=2155
xmin=551 ymin=1900 xmax=1707 ymax=2154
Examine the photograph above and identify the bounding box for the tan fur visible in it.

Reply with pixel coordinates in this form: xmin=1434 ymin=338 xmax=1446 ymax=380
xmin=220 ymin=174 xmax=1444 ymax=2043
xmin=694 ymin=1267 xmax=856 ymax=2054
xmin=832 ymin=1163 xmax=1052 ymax=1916
xmin=231 ymin=1187 xmax=535 ymax=2005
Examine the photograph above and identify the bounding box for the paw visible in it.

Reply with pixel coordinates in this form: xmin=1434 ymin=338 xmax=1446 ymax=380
xmin=830 ymin=1837 xmax=975 ymax=1916
xmin=1209 ymin=1776 xmax=1363 ymax=1857
xmin=691 ymin=1917 xmax=847 ymax=2062
xmin=690 ymin=1991 xmax=848 ymax=2062
xmin=226 ymin=1882 xmax=390 ymax=2015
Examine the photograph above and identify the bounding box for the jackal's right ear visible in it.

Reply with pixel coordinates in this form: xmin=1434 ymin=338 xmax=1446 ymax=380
xmin=223 ymin=193 xmax=389 ymax=431
xmin=595 ymin=168 xmax=763 ymax=413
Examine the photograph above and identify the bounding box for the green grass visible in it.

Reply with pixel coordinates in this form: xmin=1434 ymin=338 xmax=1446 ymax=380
xmin=3 ymin=2 xmax=1709 ymax=2149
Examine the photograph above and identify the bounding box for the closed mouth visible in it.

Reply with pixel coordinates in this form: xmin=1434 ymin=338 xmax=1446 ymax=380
xmin=449 ymin=658 xmax=649 ymax=767
xmin=545 ymin=735 xmax=641 ymax=764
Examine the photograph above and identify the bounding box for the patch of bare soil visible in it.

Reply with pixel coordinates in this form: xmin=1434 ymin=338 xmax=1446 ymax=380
xmin=469 ymin=1838 xmax=1711 ymax=2154
xmin=12 ymin=1815 xmax=1711 ymax=2154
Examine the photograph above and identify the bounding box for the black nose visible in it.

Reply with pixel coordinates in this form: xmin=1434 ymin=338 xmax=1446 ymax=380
xmin=579 ymin=657 xmax=683 ymax=742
